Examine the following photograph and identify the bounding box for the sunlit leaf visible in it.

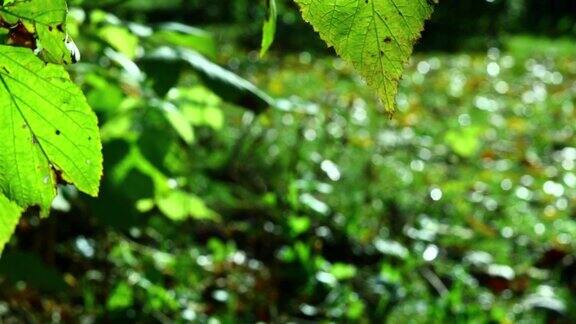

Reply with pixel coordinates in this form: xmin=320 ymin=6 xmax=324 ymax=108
xmin=0 ymin=46 xmax=102 ymax=215
xmin=294 ymin=0 xmax=434 ymax=112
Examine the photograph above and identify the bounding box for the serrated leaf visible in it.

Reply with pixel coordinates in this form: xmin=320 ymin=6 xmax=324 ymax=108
xmin=0 ymin=0 xmax=79 ymax=64
xmin=0 ymin=46 xmax=102 ymax=215
xmin=0 ymin=194 xmax=22 ymax=255
xmin=294 ymin=0 xmax=434 ymax=112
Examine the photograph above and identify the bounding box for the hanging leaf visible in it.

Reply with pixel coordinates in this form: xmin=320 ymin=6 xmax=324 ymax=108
xmin=294 ymin=0 xmax=434 ymax=112
xmin=260 ymin=0 xmax=277 ymax=57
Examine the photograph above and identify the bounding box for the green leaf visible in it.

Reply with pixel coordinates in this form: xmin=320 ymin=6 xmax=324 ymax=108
xmin=0 ymin=194 xmax=22 ymax=255
xmin=0 ymin=46 xmax=102 ymax=215
xmin=260 ymin=0 xmax=277 ymax=58
xmin=294 ymin=0 xmax=434 ymax=112
xmin=0 ymin=0 xmax=79 ymax=64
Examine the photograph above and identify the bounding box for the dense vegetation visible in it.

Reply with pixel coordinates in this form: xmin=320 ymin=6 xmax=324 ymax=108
xmin=1 ymin=0 xmax=576 ymax=322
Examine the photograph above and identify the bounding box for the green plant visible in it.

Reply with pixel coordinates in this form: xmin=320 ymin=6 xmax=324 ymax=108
xmin=0 ymin=0 xmax=436 ymax=253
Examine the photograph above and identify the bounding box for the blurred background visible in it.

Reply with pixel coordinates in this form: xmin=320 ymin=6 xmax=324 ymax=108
xmin=1 ymin=0 xmax=576 ymax=322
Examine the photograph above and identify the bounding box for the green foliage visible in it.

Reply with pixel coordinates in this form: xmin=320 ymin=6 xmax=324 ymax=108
xmin=1 ymin=1 xmax=576 ymax=323
xmin=294 ymin=0 xmax=434 ymax=112
xmin=0 ymin=0 xmax=433 ymax=250
xmin=3 ymin=25 xmax=575 ymax=320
